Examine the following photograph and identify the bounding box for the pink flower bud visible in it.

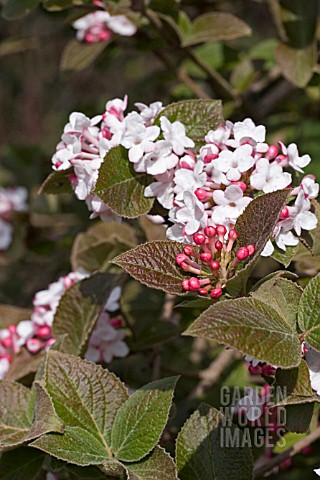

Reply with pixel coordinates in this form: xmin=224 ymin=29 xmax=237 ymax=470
xmin=228 ymin=229 xmax=238 ymax=240
xmin=198 ymin=288 xmax=209 ymax=295
xmin=210 ymin=287 xmax=223 ymax=299
xmin=195 ymin=188 xmax=209 ymax=201
xmin=266 ymin=145 xmax=278 ymax=160
xmin=200 ymin=252 xmax=212 ymax=263
xmin=2 ymin=353 xmax=12 ymax=362
xmin=215 ymin=240 xmax=223 ymax=250
xmin=189 ymin=277 xmax=201 ymax=290
xmin=45 ymin=338 xmax=56 ymax=349
xmin=8 ymin=325 xmax=16 ymax=334
xmin=37 ymin=325 xmax=51 ymax=339
xmin=302 ymin=446 xmax=313 ymax=456
xmin=98 ymin=30 xmax=111 ymax=42
xmin=176 ymin=253 xmax=188 ymax=266
xmin=183 ymin=245 xmax=193 ymax=256
xmin=216 ymin=225 xmax=227 ymax=236
xmin=193 ymin=233 xmax=206 ymax=245
xmin=231 ymin=181 xmax=246 ymax=191
xmin=204 ymin=226 xmax=216 ymax=238
xmin=247 ymin=244 xmax=255 ymax=256
xmin=236 ymin=247 xmax=249 ymax=261
xmin=279 ymin=206 xmax=289 ymax=219
xmin=26 ymin=338 xmax=43 ymax=354
xmin=248 ymin=365 xmax=262 ymax=375
xmin=280 ymin=458 xmax=292 ymax=470
xmin=182 ymin=279 xmax=190 ymax=291
xmin=210 ymin=261 xmax=220 ymax=270
xmin=262 ymin=364 xmax=276 ymax=376
xmin=1 ymin=336 xmax=12 ymax=349
xmin=110 ymin=318 xmax=122 ymax=328
xmin=275 ymin=154 xmax=286 ymax=163
xmin=204 ymin=153 xmax=218 ymax=163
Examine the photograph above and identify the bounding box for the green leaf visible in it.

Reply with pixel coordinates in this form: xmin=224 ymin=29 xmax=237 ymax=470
xmin=298 ymin=272 xmax=320 ymax=350
xmin=252 ymin=277 xmax=302 ymax=330
xmin=125 ymin=446 xmax=178 ymax=480
xmin=30 ymin=351 xmax=128 ymax=465
xmin=181 ymin=12 xmax=252 ymax=47
xmin=0 ymin=305 xmax=32 ymax=329
xmin=38 ymin=168 xmax=73 ymax=195
xmin=0 ymin=447 xmax=44 ymax=480
xmin=6 ymin=348 xmax=44 ymax=381
xmin=184 ymin=298 xmax=301 ymax=368
xmin=31 ymin=426 xmax=110 ymax=465
xmin=60 ymin=40 xmax=107 ymax=72
xmin=94 ymin=146 xmax=154 ymax=218
xmin=0 ymin=381 xmax=32 ymax=449
xmin=154 ymin=100 xmax=224 ymax=148
xmin=71 ymin=221 xmax=137 ymax=273
xmin=176 ymin=403 xmax=253 ymax=480
xmin=276 ymin=42 xmax=316 ymax=88
xmin=226 ymin=190 xmax=289 ymax=297
xmin=273 ymin=432 xmax=306 ymax=453
xmin=274 ymin=360 xmax=320 ymax=406
xmin=278 ymin=0 xmax=318 ymax=48
xmin=284 ymin=403 xmax=314 ymax=433
xmin=2 ymin=0 xmax=40 ymax=20
xmin=112 ymin=241 xmax=186 ymax=295
xmin=111 ymin=376 xmax=179 ymax=462
xmin=0 ymin=380 xmax=63 ymax=450
xmin=52 ymin=272 xmax=119 ymax=356
xmin=271 ymin=244 xmax=298 ymax=267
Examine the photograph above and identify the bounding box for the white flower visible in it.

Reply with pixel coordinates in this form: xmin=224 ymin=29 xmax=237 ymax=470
xmin=0 ymin=220 xmax=12 ymax=251
xmin=143 ymin=140 xmax=178 ymax=175
xmin=144 ymin=170 xmax=175 ymax=209
xmin=1 ymin=187 xmax=28 ymax=214
xmin=71 ymin=158 xmax=102 ymax=200
xmin=175 ymin=191 xmax=207 ymax=235
xmin=121 ymin=112 xmax=160 ymax=163
xmin=233 ymin=118 xmax=266 ymax=144
xmin=174 ymin=161 xmax=206 ymax=202
xmin=160 ymin=116 xmax=194 ymax=156
xmin=64 ymin=112 xmax=93 ymax=134
xmin=305 ymin=346 xmax=320 ymax=395
xmin=16 ymin=320 xmax=35 ymax=347
xmin=85 ymin=312 xmax=129 ymax=363
xmin=135 ymin=101 xmax=163 ymax=125
xmin=274 ymin=229 xmax=299 ymax=251
xmin=236 ymin=387 xmax=264 ymax=421
xmin=260 ymin=240 xmax=274 ymax=257
xmin=250 ymin=158 xmax=291 ymax=193
xmin=214 ymin=144 xmax=255 ymax=181
xmin=279 ymin=142 xmax=311 ymax=172
xmin=300 ymin=175 xmax=319 ymax=199
xmin=105 ymin=286 xmax=122 ymax=312
xmin=106 ymin=15 xmax=137 ymax=36
xmin=212 ymin=185 xmax=251 ymax=225
xmin=105 ymin=96 xmax=128 ymax=120
xmin=86 ymin=194 xmax=118 ymax=222
xmin=0 ymin=357 xmax=10 ymax=379
xmin=287 ymin=191 xmax=317 ymax=236
xmin=314 ymin=468 xmax=320 ymax=477
xmin=204 ymin=122 xmax=233 ymax=147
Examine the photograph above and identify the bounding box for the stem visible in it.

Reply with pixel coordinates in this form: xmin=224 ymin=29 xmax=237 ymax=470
xmin=253 ymin=425 xmax=320 ymax=479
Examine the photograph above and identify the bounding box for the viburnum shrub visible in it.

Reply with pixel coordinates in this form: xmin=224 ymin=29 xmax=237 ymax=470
xmin=2 ymin=98 xmax=320 ymax=480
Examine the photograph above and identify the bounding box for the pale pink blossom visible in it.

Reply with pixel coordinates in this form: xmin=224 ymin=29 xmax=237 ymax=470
xmin=144 ymin=170 xmax=175 ymax=209
xmin=279 ymin=142 xmax=311 ymax=172
xmin=212 ymin=185 xmax=251 ymax=225
xmin=175 ymin=191 xmax=207 ymax=235
xmin=250 ymin=158 xmax=291 ymax=193
xmin=135 ymin=101 xmax=163 ymax=125
xmin=214 ymin=144 xmax=255 ymax=181
xmin=160 ymin=116 xmax=194 ymax=155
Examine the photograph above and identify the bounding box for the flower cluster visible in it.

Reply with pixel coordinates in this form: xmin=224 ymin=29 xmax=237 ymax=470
xmin=0 ymin=272 xmax=129 ymax=379
xmin=0 ymin=187 xmax=28 ymax=251
xmin=73 ymin=1 xmax=136 ymax=44
xmin=49 ymin=97 xmax=318 ymax=257
xmin=176 ymin=225 xmax=255 ymax=297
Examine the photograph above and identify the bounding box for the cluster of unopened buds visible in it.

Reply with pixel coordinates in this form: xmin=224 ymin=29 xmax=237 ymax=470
xmin=0 ymin=273 xmax=129 ymax=379
xmin=176 ymin=225 xmax=255 ymax=299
